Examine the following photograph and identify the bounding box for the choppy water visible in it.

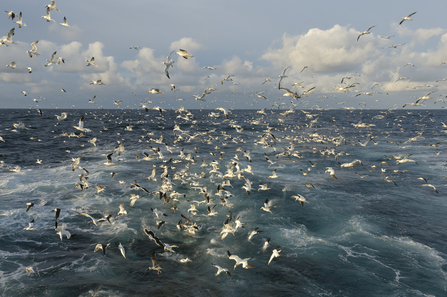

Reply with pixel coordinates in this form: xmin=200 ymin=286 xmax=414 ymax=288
xmin=1 ymin=108 xmax=447 ymax=296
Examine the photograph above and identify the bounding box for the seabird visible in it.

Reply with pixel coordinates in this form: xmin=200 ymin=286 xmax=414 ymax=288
xmin=25 ymin=202 xmax=34 ymax=212
xmin=56 ymin=223 xmax=75 ymax=240
xmin=227 ymin=250 xmax=255 ymax=269
xmin=60 ymin=16 xmax=71 ymax=27
xmin=268 ymin=247 xmax=282 ymax=265
xmin=45 ymin=51 xmax=57 ymax=67
xmin=248 ymin=227 xmax=262 ymax=241
xmin=148 ymin=251 xmax=162 ymax=274
xmin=291 ymin=194 xmax=308 ymax=206
xmin=94 ymin=243 xmax=110 ymax=256
xmin=261 ymin=199 xmax=273 ymax=214
xmin=86 ymin=57 xmax=98 ymax=67
xmin=25 ymin=266 xmax=40 ymax=276
xmin=14 ymin=12 xmax=26 ymax=28
xmin=399 ymin=12 xmax=416 ymax=25
xmin=73 ymin=115 xmax=92 ymax=132
xmin=117 ymin=202 xmax=127 ymax=216
xmin=212 ymin=263 xmax=231 ymax=277
xmin=277 ymin=66 xmax=291 ymax=89
xmin=176 ymin=49 xmax=194 ymax=59
xmin=23 ymin=219 xmax=37 ymax=231
xmin=116 ymin=242 xmax=126 ymax=258
xmin=41 ymin=7 xmax=55 ymax=22
xmin=52 ymin=208 xmax=61 ymax=220
xmin=357 ymin=25 xmax=376 ymax=41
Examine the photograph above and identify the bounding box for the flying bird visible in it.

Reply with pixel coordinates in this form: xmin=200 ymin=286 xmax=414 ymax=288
xmin=399 ymin=12 xmax=416 ymax=25
xmin=357 ymin=25 xmax=376 ymax=41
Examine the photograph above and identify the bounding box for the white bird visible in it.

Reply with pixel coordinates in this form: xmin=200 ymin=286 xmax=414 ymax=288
xmin=277 ymin=66 xmax=291 ymax=89
xmin=88 ymin=95 xmax=96 ymax=103
xmin=118 ymin=202 xmax=127 ymax=216
xmin=227 ymin=250 xmax=255 ymax=269
xmin=45 ymin=0 xmax=60 ymax=12
xmin=148 ymin=88 xmax=163 ymax=95
xmin=148 ymin=251 xmax=162 ymax=274
xmin=248 ymin=227 xmax=262 ymax=241
xmin=291 ymin=194 xmax=308 ymax=206
xmin=60 ymin=16 xmax=70 ymax=27
xmin=5 ymin=10 xmax=16 ymax=20
xmin=86 ymin=57 xmax=98 ymax=67
xmin=0 ymin=28 xmax=16 ymax=44
xmin=399 ymin=12 xmax=416 ymax=25
xmin=280 ymin=87 xmax=301 ymax=99
xmin=268 ymin=247 xmax=282 ymax=265
xmin=212 ymin=263 xmax=231 ymax=277
xmin=261 ymin=199 xmax=273 ymax=214
xmin=55 ymin=112 xmax=69 ymax=121
xmin=45 ymin=51 xmax=57 ymax=67
xmin=73 ymin=115 xmax=92 ymax=132
xmin=325 ymin=167 xmax=338 ymax=179
xmin=27 ymin=67 xmax=32 ymax=73
xmin=357 ymin=25 xmax=376 ymax=41
xmin=116 ymin=242 xmax=126 ymax=258
xmin=176 ymin=49 xmax=194 ymax=59
xmin=94 ymin=243 xmax=111 ymax=256
xmin=56 ymin=223 xmax=75 ymax=240
xmin=25 ymin=266 xmax=40 ymax=277
xmin=14 ymin=12 xmax=26 ymax=28
xmin=77 ymin=212 xmax=110 ymax=226
xmin=41 ymin=7 xmax=55 ymax=22
xmin=89 ymin=79 xmax=106 ymax=85
xmin=163 ymin=50 xmax=175 ymax=79
xmin=23 ymin=219 xmax=37 ymax=231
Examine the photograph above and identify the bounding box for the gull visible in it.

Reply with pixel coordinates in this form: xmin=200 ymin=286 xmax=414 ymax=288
xmin=45 ymin=51 xmax=57 ymax=67
xmin=277 ymin=66 xmax=291 ymax=89
xmin=89 ymin=79 xmax=106 ymax=85
xmin=268 ymin=247 xmax=282 ymax=265
xmin=94 ymin=243 xmax=111 ymax=256
xmin=261 ymin=199 xmax=273 ymax=214
xmin=212 ymin=263 xmax=231 ymax=277
xmin=45 ymin=0 xmax=60 ymax=11
xmin=41 ymin=7 xmax=55 ymax=22
xmin=148 ymin=251 xmax=162 ymax=274
xmin=73 ymin=115 xmax=92 ymax=132
xmin=60 ymin=16 xmax=70 ymax=27
xmin=399 ymin=12 xmax=416 ymax=25
xmin=176 ymin=49 xmax=194 ymax=59
xmin=86 ymin=57 xmax=98 ymax=67
xmin=5 ymin=10 xmax=16 ymax=20
xmin=248 ymin=227 xmax=262 ymax=241
xmin=291 ymin=194 xmax=308 ymax=206
xmin=0 ymin=28 xmax=16 ymax=44
xmin=25 ymin=266 xmax=40 ymax=277
xmin=14 ymin=12 xmax=26 ymax=28
xmin=280 ymin=87 xmax=301 ymax=99
xmin=6 ymin=61 xmax=17 ymax=69
xmin=56 ymin=223 xmax=75 ymax=240
xmin=116 ymin=242 xmax=126 ymax=258
xmin=419 ymin=184 xmax=439 ymax=194
xmin=148 ymin=88 xmax=163 ymax=95
xmin=117 ymin=202 xmax=127 ymax=216
xmin=357 ymin=25 xmax=376 ymax=41
xmin=23 ymin=219 xmax=37 ymax=231
xmin=227 ymin=250 xmax=255 ymax=269
xmin=325 ymin=167 xmax=338 ymax=179
xmin=103 ymin=153 xmax=114 ymax=166
xmin=26 ymin=202 xmax=34 ymax=212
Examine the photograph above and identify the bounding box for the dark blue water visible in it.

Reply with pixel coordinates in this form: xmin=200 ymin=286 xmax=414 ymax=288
xmin=1 ymin=108 xmax=446 ymax=296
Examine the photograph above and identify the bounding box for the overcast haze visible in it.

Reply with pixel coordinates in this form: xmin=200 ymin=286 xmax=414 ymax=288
xmin=2 ymin=0 xmax=447 ymax=110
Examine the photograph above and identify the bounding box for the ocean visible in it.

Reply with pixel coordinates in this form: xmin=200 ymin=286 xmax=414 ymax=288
xmin=1 ymin=108 xmax=446 ymax=297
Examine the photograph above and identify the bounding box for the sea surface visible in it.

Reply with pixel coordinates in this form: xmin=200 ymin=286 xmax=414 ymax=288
xmin=1 ymin=108 xmax=447 ymax=297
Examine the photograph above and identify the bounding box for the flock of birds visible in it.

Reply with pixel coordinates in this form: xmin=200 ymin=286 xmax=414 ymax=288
xmin=1 ymin=4 xmax=446 ymax=290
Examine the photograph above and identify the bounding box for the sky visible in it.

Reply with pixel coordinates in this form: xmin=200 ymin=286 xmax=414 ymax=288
xmin=2 ymin=0 xmax=447 ymax=110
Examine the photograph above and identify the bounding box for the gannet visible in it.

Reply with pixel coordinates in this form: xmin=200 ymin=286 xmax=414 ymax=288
xmin=23 ymin=219 xmax=37 ymax=231
xmin=89 ymin=79 xmax=106 ymax=85
xmin=268 ymin=247 xmax=282 ymax=265
xmin=419 ymin=184 xmax=439 ymax=194
xmin=0 ymin=28 xmax=16 ymax=44
xmin=45 ymin=51 xmax=57 ymax=67
xmin=248 ymin=227 xmax=262 ymax=241
xmin=291 ymin=194 xmax=308 ymax=206
xmin=261 ymin=199 xmax=273 ymax=214
xmin=357 ymin=25 xmax=376 ymax=41
xmin=163 ymin=50 xmax=175 ymax=79
xmin=26 ymin=202 xmax=34 ymax=212
xmin=148 ymin=251 xmax=162 ymax=274
xmin=116 ymin=242 xmax=126 ymax=258
xmin=45 ymin=0 xmax=60 ymax=11
xmin=176 ymin=49 xmax=194 ymax=59
xmin=86 ymin=57 xmax=98 ymax=67
xmin=77 ymin=211 xmax=110 ymax=226
xmin=227 ymin=250 xmax=255 ymax=269
xmin=221 ymin=74 xmax=234 ymax=85
xmin=280 ymin=87 xmax=301 ymax=99
xmin=14 ymin=12 xmax=26 ymax=28
xmin=5 ymin=10 xmax=16 ymax=20
xmin=73 ymin=115 xmax=92 ymax=132
xmin=60 ymin=16 xmax=70 ymax=27
xmin=262 ymin=238 xmax=271 ymax=252
xmin=25 ymin=266 xmax=40 ymax=277
xmin=399 ymin=12 xmax=416 ymax=25
xmin=117 ymin=202 xmax=127 ymax=216
xmin=41 ymin=7 xmax=55 ymax=22
xmin=212 ymin=263 xmax=231 ymax=277
xmin=325 ymin=167 xmax=338 ymax=179
xmin=148 ymin=88 xmax=163 ymax=95
xmin=277 ymin=66 xmax=291 ymax=89
xmin=56 ymin=223 xmax=75 ymax=240
xmin=6 ymin=61 xmax=17 ymax=69
xmin=94 ymin=243 xmax=110 ymax=256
